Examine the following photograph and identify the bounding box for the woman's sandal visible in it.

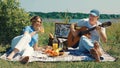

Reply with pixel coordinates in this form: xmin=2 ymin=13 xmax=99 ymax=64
xmin=19 ymin=56 xmax=29 ymax=64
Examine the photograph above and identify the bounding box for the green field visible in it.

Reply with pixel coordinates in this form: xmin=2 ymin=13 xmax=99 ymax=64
xmin=0 ymin=22 xmax=120 ymax=68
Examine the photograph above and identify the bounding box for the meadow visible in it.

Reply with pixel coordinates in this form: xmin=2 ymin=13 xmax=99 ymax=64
xmin=0 ymin=22 xmax=120 ymax=68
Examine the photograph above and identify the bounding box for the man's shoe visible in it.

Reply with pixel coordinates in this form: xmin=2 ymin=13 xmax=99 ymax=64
xmin=90 ymin=48 xmax=100 ymax=62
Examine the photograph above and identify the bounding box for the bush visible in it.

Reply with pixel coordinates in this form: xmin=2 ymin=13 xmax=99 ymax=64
xmin=0 ymin=0 xmax=30 ymax=44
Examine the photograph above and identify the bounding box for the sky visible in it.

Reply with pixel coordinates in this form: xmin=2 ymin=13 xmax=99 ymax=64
xmin=19 ymin=0 xmax=120 ymax=14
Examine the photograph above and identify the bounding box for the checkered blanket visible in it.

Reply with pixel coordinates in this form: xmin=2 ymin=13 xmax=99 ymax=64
xmin=0 ymin=48 xmax=116 ymax=62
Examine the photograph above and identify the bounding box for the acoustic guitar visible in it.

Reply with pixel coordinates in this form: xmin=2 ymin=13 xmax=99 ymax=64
xmin=67 ymin=21 xmax=112 ymax=48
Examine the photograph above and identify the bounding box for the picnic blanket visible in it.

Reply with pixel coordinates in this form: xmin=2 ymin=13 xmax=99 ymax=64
xmin=0 ymin=47 xmax=116 ymax=62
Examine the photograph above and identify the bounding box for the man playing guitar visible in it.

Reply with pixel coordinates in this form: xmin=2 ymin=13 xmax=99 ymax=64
xmin=69 ymin=9 xmax=107 ymax=62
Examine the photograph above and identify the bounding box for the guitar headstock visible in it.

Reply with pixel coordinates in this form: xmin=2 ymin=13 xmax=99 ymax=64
xmin=101 ymin=21 xmax=112 ymax=27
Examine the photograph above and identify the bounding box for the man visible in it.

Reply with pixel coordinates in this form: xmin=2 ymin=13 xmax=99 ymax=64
xmin=70 ymin=9 xmax=107 ymax=62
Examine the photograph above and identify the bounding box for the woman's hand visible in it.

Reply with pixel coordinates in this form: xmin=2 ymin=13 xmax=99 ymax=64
xmin=35 ymin=26 xmax=44 ymax=33
xmin=39 ymin=26 xmax=44 ymax=33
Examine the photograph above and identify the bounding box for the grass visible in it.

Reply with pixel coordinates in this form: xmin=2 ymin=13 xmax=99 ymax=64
xmin=0 ymin=22 xmax=120 ymax=68
xmin=0 ymin=59 xmax=120 ymax=68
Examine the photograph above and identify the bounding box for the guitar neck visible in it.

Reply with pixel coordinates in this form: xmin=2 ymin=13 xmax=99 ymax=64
xmin=88 ymin=27 xmax=96 ymax=31
xmin=78 ymin=27 xmax=96 ymax=36
xmin=78 ymin=21 xmax=111 ymax=37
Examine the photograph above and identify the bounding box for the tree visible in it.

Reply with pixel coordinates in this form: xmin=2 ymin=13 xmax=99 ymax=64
xmin=0 ymin=0 xmax=30 ymax=44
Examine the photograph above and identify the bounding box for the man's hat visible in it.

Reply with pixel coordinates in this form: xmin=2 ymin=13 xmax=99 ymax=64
xmin=90 ymin=9 xmax=100 ymax=16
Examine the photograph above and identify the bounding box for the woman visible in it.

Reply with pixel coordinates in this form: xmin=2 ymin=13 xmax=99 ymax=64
xmin=7 ymin=16 xmax=44 ymax=64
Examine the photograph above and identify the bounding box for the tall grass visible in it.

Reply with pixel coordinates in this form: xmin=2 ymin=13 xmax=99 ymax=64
xmin=0 ymin=22 xmax=120 ymax=68
xmin=104 ymin=22 xmax=120 ymax=57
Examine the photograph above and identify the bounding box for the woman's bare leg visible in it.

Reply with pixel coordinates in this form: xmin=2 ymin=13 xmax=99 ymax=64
xmin=7 ymin=48 xmax=19 ymax=60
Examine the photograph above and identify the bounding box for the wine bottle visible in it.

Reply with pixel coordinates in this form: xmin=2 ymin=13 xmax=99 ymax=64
xmin=52 ymin=35 xmax=58 ymax=50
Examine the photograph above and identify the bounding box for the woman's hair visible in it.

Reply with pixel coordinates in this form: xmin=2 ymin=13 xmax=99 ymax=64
xmin=30 ymin=16 xmax=42 ymax=22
